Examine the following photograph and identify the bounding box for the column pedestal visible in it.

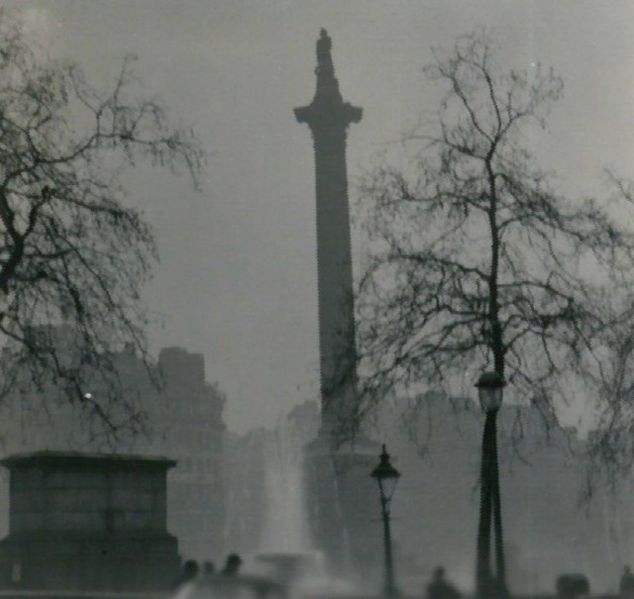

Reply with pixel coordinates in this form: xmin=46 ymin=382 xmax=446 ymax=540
xmin=304 ymin=434 xmax=383 ymax=580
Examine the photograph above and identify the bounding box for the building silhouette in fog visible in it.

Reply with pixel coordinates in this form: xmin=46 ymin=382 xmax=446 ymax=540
xmin=376 ymin=392 xmax=634 ymax=595
xmin=0 ymin=331 xmax=226 ymax=563
xmin=223 ymin=392 xmax=634 ymax=595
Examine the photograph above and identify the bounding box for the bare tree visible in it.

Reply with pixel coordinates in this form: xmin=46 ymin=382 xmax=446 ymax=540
xmin=355 ymin=30 xmax=634 ymax=433
xmin=584 ymin=176 xmax=634 ymax=481
xmin=0 ymin=11 xmax=204 ymax=439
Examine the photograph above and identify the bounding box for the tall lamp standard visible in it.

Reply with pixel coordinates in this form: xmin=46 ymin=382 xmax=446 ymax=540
xmin=475 ymin=371 xmax=509 ymax=599
xmin=371 ymin=444 xmax=401 ymax=598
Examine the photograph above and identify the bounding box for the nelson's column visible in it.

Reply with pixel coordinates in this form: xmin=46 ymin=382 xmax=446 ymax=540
xmin=295 ymin=29 xmax=380 ymax=576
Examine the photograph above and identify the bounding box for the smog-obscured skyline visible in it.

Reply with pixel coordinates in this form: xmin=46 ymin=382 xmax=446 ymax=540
xmin=13 ymin=0 xmax=634 ymax=432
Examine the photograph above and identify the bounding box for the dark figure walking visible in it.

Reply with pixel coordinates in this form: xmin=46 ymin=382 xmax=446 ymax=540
xmin=173 ymin=560 xmax=200 ymax=590
xmin=221 ymin=554 xmax=242 ymax=577
xmin=426 ymin=567 xmax=461 ymax=599
xmin=621 ymin=566 xmax=634 ymax=599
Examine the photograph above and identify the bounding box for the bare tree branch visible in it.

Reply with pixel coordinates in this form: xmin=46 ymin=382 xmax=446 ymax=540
xmin=352 ymin=30 xmax=634 ymax=459
xmin=0 ymin=10 xmax=205 ymax=440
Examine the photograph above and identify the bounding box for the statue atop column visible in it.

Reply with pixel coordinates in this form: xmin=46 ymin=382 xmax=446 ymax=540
xmin=295 ymin=30 xmax=379 ymax=578
xmin=295 ymin=29 xmax=362 ymax=445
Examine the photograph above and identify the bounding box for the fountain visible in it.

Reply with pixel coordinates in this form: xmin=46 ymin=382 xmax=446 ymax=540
xmin=259 ymin=422 xmax=312 ymax=554
xmin=253 ymin=419 xmax=361 ymax=598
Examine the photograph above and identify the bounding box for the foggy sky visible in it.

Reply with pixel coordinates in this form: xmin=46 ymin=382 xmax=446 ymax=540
xmin=12 ymin=1 xmax=634 ymax=433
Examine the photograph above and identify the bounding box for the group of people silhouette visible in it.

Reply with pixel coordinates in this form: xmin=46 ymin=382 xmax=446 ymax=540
xmin=423 ymin=564 xmax=634 ymax=599
xmin=174 ymin=554 xmax=243 ymax=592
xmin=172 ymin=559 xmax=634 ymax=598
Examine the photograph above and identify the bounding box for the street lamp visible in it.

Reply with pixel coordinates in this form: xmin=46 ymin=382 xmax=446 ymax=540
xmin=475 ymin=371 xmax=508 ymax=599
xmin=476 ymin=371 xmax=504 ymax=413
xmin=371 ymin=444 xmax=400 ymax=597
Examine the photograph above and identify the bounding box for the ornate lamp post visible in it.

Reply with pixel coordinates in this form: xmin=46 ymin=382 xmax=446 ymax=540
xmin=475 ymin=371 xmax=508 ymax=599
xmin=371 ymin=444 xmax=400 ymax=597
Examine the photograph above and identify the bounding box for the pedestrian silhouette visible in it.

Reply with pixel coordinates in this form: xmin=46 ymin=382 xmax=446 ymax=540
xmin=621 ymin=566 xmax=634 ymax=599
xmin=426 ymin=567 xmax=461 ymax=599
xmin=221 ymin=554 xmax=242 ymax=576
xmin=172 ymin=560 xmax=200 ymax=598
xmin=556 ymin=573 xmax=590 ymax=599
xmin=173 ymin=560 xmax=199 ymax=587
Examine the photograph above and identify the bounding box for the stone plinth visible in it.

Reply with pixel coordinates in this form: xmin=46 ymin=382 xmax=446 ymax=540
xmin=0 ymin=451 xmax=180 ymax=591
